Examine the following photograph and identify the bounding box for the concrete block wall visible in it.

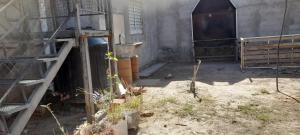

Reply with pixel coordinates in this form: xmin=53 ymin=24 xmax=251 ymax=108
xmin=111 ymin=0 xmax=160 ymax=68
xmin=145 ymin=0 xmax=300 ymax=62
xmin=154 ymin=0 xmax=199 ymax=62
xmin=234 ymin=0 xmax=300 ymax=37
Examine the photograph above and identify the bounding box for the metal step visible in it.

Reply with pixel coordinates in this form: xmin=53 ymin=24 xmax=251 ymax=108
xmin=0 ymin=80 xmax=13 ymax=85
xmin=0 ymin=39 xmax=75 ymax=135
xmin=0 ymin=104 xmax=29 ymax=116
xmin=19 ymin=79 xmax=45 ymax=86
xmin=8 ymin=39 xmax=75 ymax=135
xmin=0 ymin=79 xmax=45 ymax=86
xmin=0 ymin=56 xmax=58 ymax=63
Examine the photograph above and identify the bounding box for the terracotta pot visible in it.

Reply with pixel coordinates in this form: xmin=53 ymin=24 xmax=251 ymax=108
xmin=117 ymin=58 xmax=133 ymax=85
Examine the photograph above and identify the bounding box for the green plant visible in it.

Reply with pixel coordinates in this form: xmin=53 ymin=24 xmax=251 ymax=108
xmin=105 ymin=51 xmax=119 ymax=101
xmin=176 ymin=103 xmax=195 ymax=117
xmin=41 ymin=103 xmax=69 ymax=135
xmin=237 ymin=104 xmax=257 ymax=115
xmin=108 ymin=105 xmax=124 ymax=124
xmin=124 ymin=96 xmax=142 ymax=111
xmin=256 ymin=113 xmax=271 ymax=122
xmin=105 ymin=51 xmax=118 ymax=62
xmin=157 ymin=97 xmax=178 ymax=106
xmin=237 ymin=103 xmax=272 ymax=122
xmin=95 ymin=90 xmax=116 ymax=111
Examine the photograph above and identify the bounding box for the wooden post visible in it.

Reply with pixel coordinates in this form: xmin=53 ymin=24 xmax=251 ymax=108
xmin=80 ymin=35 xmax=95 ymax=123
xmin=76 ymin=3 xmax=95 ymax=123
xmin=235 ymin=40 xmax=239 ymax=62
xmin=240 ymin=38 xmax=244 ymax=70
xmin=106 ymin=0 xmax=117 ymax=93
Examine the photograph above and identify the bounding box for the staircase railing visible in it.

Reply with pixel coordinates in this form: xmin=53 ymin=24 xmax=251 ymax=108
xmin=0 ymin=0 xmax=74 ymax=102
xmin=0 ymin=0 xmax=18 ymax=13
xmin=0 ymin=11 xmax=75 ymax=105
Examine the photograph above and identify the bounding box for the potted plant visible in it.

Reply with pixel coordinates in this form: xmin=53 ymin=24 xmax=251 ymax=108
xmin=123 ymin=95 xmax=142 ymax=129
xmin=107 ymin=104 xmax=128 ymax=135
xmin=75 ymin=90 xmax=128 ymax=135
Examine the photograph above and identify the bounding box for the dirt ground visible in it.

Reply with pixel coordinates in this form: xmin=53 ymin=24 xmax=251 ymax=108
xmin=23 ymin=62 xmax=300 ymax=135
xmin=137 ymin=63 xmax=300 ymax=135
xmin=23 ymin=104 xmax=86 ymax=135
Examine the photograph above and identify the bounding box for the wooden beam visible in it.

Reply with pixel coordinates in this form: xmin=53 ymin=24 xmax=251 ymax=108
xmin=76 ymin=3 xmax=95 ymax=123
xmin=80 ymin=36 xmax=95 ymax=123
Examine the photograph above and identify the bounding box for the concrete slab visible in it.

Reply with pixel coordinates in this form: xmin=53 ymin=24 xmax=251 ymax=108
xmin=139 ymin=63 xmax=167 ymax=78
xmin=135 ymin=79 xmax=161 ymax=87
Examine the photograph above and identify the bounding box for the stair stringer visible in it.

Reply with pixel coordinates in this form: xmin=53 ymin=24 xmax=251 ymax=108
xmin=9 ymin=39 xmax=75 ymax=135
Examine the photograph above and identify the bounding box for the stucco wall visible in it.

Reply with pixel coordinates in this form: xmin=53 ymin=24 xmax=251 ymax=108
xmin=111 ymin=0 xmax=159 ymax=68
xmin=149 ymin=0 xmax=300 ymax=62
xmin=234 ymin=0 xmax=300 ymax=37
xmin=155 ymin=0 xmax=199 ymax=62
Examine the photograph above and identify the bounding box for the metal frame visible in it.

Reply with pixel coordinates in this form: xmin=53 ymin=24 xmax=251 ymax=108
xmin=240 ymin=34 xmax=300 ymax=69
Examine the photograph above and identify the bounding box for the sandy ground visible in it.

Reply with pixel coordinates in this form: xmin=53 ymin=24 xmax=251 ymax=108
xmin=23 ymin=62 xmax=300 ymax=135
xmin=137 ymin=63 xmax=300 ymax=135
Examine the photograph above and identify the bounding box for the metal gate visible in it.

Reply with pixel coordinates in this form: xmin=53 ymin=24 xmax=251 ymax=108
xmin=192 ymin=0 xmax=236 ymax=61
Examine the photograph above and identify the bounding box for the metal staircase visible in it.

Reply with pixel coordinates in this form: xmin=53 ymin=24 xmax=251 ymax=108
xmin=0 ymin=0 xmax=112 ymax=134
xmin=0 ymin=0 xmax=76 ymax=134
xmin=0 ymin=39 xmax=75 ymax=135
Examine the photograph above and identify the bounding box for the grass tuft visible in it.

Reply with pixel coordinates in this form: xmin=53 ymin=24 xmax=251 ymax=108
xmin=256 ymin=113 xmax=271 ymax=122
xmin=176 ymin=103 xmax=195 ymax=117
xmin=157 ymin=97 xmax=178 ymax=106
xmin=237 ymin=103 xmax=272 ymax=122
xmin=260 ymin=89 xmax=271 ymax=95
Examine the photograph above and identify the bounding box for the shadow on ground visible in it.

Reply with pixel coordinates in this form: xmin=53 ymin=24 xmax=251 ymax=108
xmin=137 ymin=62 xmax=300 ymax=87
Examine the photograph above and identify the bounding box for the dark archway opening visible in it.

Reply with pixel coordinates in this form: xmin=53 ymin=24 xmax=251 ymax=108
xmin=192 ymin=0 xmax=236 ymax=61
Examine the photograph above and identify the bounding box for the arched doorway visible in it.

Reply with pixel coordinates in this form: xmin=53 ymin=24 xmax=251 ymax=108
xmin=192 ymin=0 xmax=236 ymax=61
